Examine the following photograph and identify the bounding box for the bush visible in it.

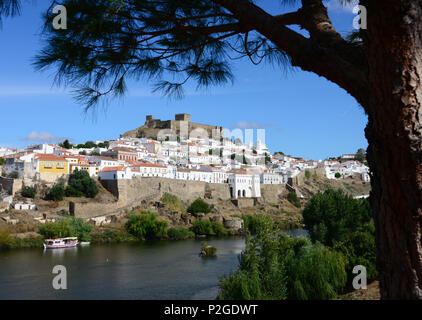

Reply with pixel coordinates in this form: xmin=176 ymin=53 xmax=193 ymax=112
xmin=68 ymin=218 xmax=92 ymax=242
xmin=302 ymin=189 xmax=377 ymax=281
xmin=287 ymin=192 xmax=301 ymax=208
xmin=46 ymin=184 xmax=65 ymax=201
xmin=91 ymin=230 xmax=135 ymax=244
xmin=242 ymin=214 xmax=274 ymax=234
xmin=335 ymin=172 xmax=341 ymax=178
xmin=167 ymin=227 xmax=195 ymax=240
xmin=65 ymin=185 xmax=83 ymax=197
xmin=0 ymin=158 xmax=5 ymax=165
xmin=305 ymin=170 xmax=311 ymax=179
xmin=21 ymin=185 xmax=35 ymax=198
xmin=218 ymin=232 xmax=347 ymax=300
xmin=191 ymin=219 xmax=215 ymax=236
xmin=8 ymin=171 xmax=18 ymax=179
xmin=38 ymin=219 xmax=75 ymax=239
xmin=160 ymin=193 xmax=186 ymax=213
xmin=187 ymin=198 xmax=211 ymax=216
xmin=38 ymin=218 xmax=92 ymax=242
xmin=67 ymin=169 xmax=99 ymax=198
xmin=212 ymin=222 xmax=228 ymax=236
xmin=125 ymin=211 xmax=168 ymax=240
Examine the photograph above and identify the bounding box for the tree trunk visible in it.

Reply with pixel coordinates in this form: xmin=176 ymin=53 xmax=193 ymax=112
xmin=363 ymin=0 xmax=422 ymax=299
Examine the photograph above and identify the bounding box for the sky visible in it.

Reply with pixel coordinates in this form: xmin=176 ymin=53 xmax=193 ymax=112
xmin=0 ymin=0 xmax=366 ymax=160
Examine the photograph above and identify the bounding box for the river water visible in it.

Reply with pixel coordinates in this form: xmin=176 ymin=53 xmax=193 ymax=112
xmin=0 ymin=230 xmax=308 ymax=300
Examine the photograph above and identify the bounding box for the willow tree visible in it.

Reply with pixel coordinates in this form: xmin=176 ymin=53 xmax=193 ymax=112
xmin=2 ymin=0 xmax=422 ymax=298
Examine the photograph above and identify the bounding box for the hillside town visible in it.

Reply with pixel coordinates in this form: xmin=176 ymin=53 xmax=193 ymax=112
xmin=0 ymin=114 xmax=370 ymax=206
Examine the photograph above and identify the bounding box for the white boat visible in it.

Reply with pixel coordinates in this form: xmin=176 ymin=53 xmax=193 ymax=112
xmin=79 ymin=241 xmax=90 ymax=246
xmin=43 ymin=237 xmax=78 ymax=249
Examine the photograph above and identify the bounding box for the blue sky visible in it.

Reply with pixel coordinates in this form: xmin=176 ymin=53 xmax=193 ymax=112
xmin=0 ymin=0 xmax=366 ymax=160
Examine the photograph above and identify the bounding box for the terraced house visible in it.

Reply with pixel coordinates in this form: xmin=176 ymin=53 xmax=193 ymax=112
xmin=34 ymin=154 xmax=69 ymax=182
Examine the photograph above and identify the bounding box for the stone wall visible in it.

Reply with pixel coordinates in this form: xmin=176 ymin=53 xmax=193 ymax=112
xmin=0 ymin=176 xmax=23 ymax=196
xmin=231 ymin=198 xmax=256 ymax=208
xmin=260 ymin=184 xmax=289 ymax=204
xmin=116 ymin=177 xmax=231 ymax=205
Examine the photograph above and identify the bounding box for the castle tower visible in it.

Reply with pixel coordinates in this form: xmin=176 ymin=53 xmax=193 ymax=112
xmin=175 ymin=113 xmax=191 ymax=122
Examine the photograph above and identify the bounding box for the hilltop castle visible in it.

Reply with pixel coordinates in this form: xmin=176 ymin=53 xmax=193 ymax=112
xmin=121 ymin=113 xmax=224 ymax=139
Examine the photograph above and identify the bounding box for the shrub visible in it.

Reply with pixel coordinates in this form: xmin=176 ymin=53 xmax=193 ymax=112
xmin=125 ymin=211 xmax=168 ymax=240
xmin=191 ymin=219 xmax=214 ymax=236
xmin=305 ymin=170 xmax=311 ymax=179
xmin=302 ymin=189 xmax=377 ymax=281
xmin=0 ymin=158 xmax=5 ymax=165
xmin=160 ymin=193 xmax=186 ymax=213
xmin=187 ymin=198 xmax=211 ymax=216
xmin=200 ymin=242 xmax=217 ymax=257
xmin=241 ymin=214 xmax=274 ymax=234
xmin=335 ymin=172 xmax=341 ymax=178
xmin=38 ymin=219 xmax=75 ymax=239
xmin=68 ymin=218 xmax=92 ymax=242
xmin=212 ymin=222 xmax=228 ymax=236
xmin=287 ymin=192 xmax=301 ymax=208
xmin=46 ymin=184 xmax=65 ymax=201
xmin=0 ymin=229 xmax=12 ymax=249
xmin=167 ymin=227 xmax=195 ymax=240
xmin=218 ymin=232 xmax=347 ymax=300
xmin=68 ymin=169 xmax=99 ymax=198
xmin=8 ymin=171 xmax=19 ymax=179
xmin=21 ymin=185 xmax=35 ymax=198
xmin=65 ymin=185 xmax=83 ymax=197
xmin=91 ymin=230 xmax=135 ymax=244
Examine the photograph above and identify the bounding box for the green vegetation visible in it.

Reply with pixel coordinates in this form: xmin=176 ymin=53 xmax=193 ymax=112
xmin=21 ymin=185 xmax=35 ymax=198
xmin=287 ymin=192 xmax=301 ymax=208
xmin=191 ymin=219 xmax=214 ymax=235
xmin=355 ymin=148 xmax=366 ymax=163
xmin=0 ymin=158 xmax=5 ymax=165
xmin=46 ymin=184 xmax=65 ymax=201
xmin=38 ymin=218 xmax=93 ymax=242
xmin=302 ymin=189 xmax=377 ymax=281
xmin=241 ymin=214 xmax=274 ymax=234
xmin=335 ymin=172 xmax=341 ymax=178
xmin=8 ymin=171 xmax=18 ymax=179
xmin=69 ymin=218 xmax=93 ymax=242
xmin=160 ymin=193 xmax=186 ymax=213
xmin=218 ymin=231 xmax=346 ymax=300
xmin=59 ymin=139 xmax=73 ymax=149
xmin=0 ymin=229 xmax=44 ymax=250
xmin=200 ymin=242 xmax=217 ymax=257
xmin=91 ymin=230 xmax=136 ymax=244
xmin=187 ymin=198 xmax=211 ymax=216
xmin=305 ymin=170 xmax=311 ymax=179
xmin=190 ymin=219 xmax=229 ymax=236
xmin=66 ymin=169 xmax=99 ymax=198
xmin=167 ymin=227 xmax=195 ymax=240
xmin=38 ymin=219 xmax=74 ymax=239
xmin=125 ymin=211 xmax=168 ymax=240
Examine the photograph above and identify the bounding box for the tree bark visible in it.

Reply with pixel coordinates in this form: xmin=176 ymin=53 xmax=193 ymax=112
xmin=363 ymin=0 xmax=422 ymax=299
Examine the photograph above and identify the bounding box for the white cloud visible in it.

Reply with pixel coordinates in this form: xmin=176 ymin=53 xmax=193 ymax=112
xmin=20 ymin=131 xmax=69 ymax=143
xmin=234 ymin=121 xmax=278 ymax=129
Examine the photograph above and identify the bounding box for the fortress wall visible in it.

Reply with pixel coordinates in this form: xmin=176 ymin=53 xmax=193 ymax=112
xmin=116 ymin=177 xmax=231 ymax=205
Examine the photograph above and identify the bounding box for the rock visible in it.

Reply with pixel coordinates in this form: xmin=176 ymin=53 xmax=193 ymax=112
xmin=209 ymin=215 xmax=223 ymax=223
xmin=223 ymin=217 xmax=244 ymax=231
xmin=200 ymin=245 xmax=217 ymax=257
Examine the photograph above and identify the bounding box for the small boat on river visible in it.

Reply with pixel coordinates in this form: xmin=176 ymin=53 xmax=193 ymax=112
xmin=43 ymin=237 xmax=78 ymax=249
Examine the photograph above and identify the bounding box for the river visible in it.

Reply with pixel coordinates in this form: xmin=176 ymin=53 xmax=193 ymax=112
xmin=0 ymin=230 xmax=308 ymax=300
